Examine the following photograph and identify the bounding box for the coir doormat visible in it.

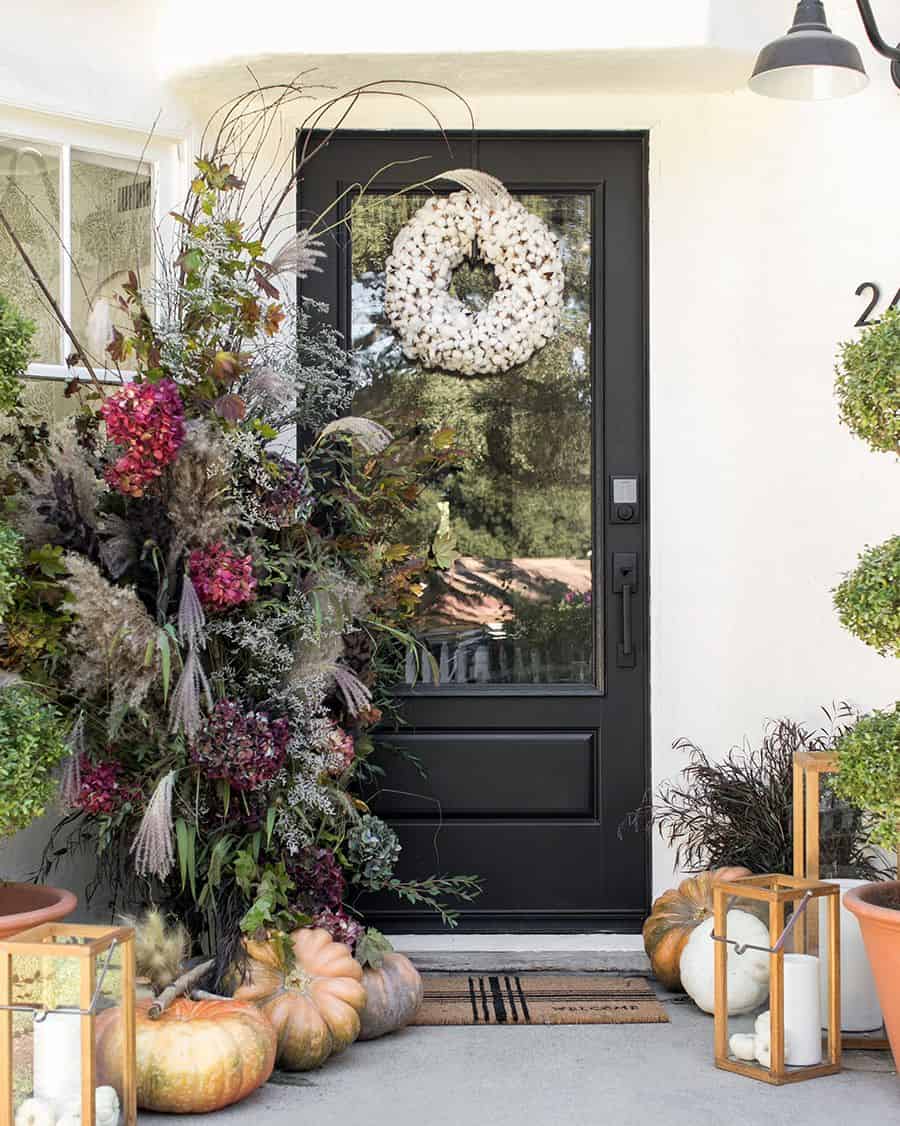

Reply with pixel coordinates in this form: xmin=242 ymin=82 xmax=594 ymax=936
xmin=411 ymin=974 xmax=669 ymax=1026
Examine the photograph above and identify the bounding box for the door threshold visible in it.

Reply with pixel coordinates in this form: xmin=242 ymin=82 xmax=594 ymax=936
xmin=391 ymin=933 xmax=649 ymax=974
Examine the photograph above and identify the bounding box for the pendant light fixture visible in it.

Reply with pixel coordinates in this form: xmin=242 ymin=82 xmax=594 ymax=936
xmin=751 ymin=1 xmax=900 ymax=100
xmin=749 ymin=1 xmax=869 ymax=99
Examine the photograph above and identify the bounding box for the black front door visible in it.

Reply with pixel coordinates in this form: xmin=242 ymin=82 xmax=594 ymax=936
xmin=301 ymin=131 xmax=649 ymax=932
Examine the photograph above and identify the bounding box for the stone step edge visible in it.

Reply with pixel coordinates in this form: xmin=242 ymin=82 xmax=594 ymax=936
xmin=399 ymin=950 xmax=651 ymax=974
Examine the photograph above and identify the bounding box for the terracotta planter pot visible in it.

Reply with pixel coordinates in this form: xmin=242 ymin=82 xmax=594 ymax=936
xmin=0 ymin=882 xmax=77 ymax=938
xmin=843 ymin=881 xmax=900 ymax=1064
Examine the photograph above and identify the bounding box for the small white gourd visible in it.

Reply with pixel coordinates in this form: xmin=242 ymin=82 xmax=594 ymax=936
xmin=59 ymin=1086 xmax=120 ymax=1126
xmin=728 ymin=1032 xmax=757 ymax=1061
xmin=95 ymin=1086 xmax=120 ymax=1126
xmin=679 ymin=909 xmax=771 ymax=1014
xmin=15 ymin=1099 xmax=54 ymax=1126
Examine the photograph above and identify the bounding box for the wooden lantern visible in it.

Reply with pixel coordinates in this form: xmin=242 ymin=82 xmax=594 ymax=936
xmin=712 ymin=874 xmax=841 ymax=1085
xmin=0 ymin=923 xmax=136 ymax=1126
xmin=793 ymin=749 xmax=897 ymax=1050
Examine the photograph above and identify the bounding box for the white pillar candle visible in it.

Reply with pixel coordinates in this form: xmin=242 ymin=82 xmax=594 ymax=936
xmin=33 ymin=1011 xmax=81 ymax=1111
xmin=819 ymin=878 xmax=883 ymax=1032
xmin=783 ymin=953 xmax=822 ymax=1066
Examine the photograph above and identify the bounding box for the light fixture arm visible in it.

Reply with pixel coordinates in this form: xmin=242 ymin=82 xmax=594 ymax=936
xmin=855 ymin=0 xmax=900 ymax=87
xmin=855 ymin=0 xmax=900 ymax=61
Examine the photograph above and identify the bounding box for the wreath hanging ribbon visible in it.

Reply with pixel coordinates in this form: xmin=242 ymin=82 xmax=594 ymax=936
xmin=384 ymin=170 xmax=565 ymax=377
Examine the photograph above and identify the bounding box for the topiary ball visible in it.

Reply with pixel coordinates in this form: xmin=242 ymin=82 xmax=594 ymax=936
xmin=835 ymin=307 xmax=900 ymax=457
xmin=833 ymin=536 xmax=900 ymax=657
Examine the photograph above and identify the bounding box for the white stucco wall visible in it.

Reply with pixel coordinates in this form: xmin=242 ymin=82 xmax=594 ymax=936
xmin=1 ymin=0 xmax=898 ymax=910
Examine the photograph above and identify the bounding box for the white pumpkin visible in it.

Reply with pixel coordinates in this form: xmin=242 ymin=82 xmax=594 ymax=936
xmin=679 ymin=909 xmax=770 ymax=1014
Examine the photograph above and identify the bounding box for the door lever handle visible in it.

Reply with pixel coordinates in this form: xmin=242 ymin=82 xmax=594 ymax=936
xmin=612 ymin=553 xmax=638 ymax=669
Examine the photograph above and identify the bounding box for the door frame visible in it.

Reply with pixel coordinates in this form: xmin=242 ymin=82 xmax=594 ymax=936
xmin=298 ymin=130 xmax=652 ymax=931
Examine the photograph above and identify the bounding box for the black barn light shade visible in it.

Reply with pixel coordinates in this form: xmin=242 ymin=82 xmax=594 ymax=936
xmin=750 ymin=1 xmax=869 ymax=100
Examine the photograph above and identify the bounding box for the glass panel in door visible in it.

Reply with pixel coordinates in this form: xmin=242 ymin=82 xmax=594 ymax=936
xmin=351 ymin=191 xmax=594 ymax=686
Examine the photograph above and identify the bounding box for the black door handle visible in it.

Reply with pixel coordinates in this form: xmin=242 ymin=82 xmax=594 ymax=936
xmin=612 ymin=553 xmax=638 ymax=669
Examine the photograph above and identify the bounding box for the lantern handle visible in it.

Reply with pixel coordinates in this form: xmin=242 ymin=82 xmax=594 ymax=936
xmin=710 ymin=891 xmax=814 ymax=956
xmin=0 ymin=937 xmax=119 ymax=1020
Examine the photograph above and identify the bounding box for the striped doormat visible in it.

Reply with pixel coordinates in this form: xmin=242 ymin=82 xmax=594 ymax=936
xmin=411 ymin=974 xmax=669 ymax=1026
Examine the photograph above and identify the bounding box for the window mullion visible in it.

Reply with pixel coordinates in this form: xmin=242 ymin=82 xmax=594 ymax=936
xmin=59 ymin=142 xmax=72 ymax=364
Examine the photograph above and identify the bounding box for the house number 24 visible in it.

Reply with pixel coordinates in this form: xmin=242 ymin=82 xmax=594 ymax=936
xmin=855 ymin=282 xmax=900 ymax=327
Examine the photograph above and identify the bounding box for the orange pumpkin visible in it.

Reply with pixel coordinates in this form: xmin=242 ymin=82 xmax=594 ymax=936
xmin=358 ymin=952 xmax=423 ymax=1041
xmin=642 ymin=867 xmax=758 ymax=990
xmin=96 ymin=997 xmax=276 ymax=1113
xmin=233 ymin=927 xmax=367 ymax=1071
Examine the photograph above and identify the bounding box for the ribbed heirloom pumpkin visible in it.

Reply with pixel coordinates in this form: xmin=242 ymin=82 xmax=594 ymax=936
xmin=96 ymin=997 xmax=276 ymax=1113
xmin=359 ymin=952 xmax=424 ymax=1041
xmin=642 ymin=866 xmax=756 ymax=991
xmin=234 ymin=927 xmax=367 ymax=1070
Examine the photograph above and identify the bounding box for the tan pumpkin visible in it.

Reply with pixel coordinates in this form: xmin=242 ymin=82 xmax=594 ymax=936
xmin=642 ymin=867 xmax=758 ymax=991
xmin=96 ymin=997 xmax=276 ymax=1113
xmin=358 ymin=952 xmax=424 ymax=1040
xmin=233 ymin=927 xmax=366 ymax=1071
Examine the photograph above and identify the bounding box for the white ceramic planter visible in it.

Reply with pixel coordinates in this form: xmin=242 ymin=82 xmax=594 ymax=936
xmin=819 ymin=877 xmax=883 ymax=1032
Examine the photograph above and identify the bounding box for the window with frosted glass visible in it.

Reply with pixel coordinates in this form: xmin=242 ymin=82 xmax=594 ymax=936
xmin=0 ymin=137 xmax=152 ymax=369
xmin=0 ymin=140 xmax=61 ymax=364
xmin=351 ymin=192 xmax=594 ymax=686
xmin=71 ymin=151 xmax=153 ymax=350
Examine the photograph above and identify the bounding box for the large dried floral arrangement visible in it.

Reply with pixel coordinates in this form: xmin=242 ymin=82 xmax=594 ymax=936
xmin=0 ymin=84 xmax=480 ymax=978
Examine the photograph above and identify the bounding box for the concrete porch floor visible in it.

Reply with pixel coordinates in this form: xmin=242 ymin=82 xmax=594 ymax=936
xmin=142 ymin=992 xmax=897 ymax=1126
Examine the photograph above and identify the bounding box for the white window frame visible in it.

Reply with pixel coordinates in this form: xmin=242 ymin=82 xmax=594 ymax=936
xmin=0 ymin=105 xmax=188 ymax=382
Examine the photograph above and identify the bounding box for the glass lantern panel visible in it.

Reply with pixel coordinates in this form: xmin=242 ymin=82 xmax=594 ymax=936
xmin=11 ymin=949 xmax=83 ymax=1122
xmin=94 ymin=939 xmax=126 ymax=1126
xmin=817 ymin=775 xmax=888 ymax=882
xmin=8 ymin=940 xmax=126 ymax=1126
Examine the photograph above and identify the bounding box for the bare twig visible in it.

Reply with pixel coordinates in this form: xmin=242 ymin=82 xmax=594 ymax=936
xmin=190 ymin=988 xmax=232 ymax=1002
xmin=147 ymin=958 xmax=216 ymax=1018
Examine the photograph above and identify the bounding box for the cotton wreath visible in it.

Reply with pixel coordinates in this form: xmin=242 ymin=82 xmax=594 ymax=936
xmin=384 ymin=171 xmax=565 ymax=376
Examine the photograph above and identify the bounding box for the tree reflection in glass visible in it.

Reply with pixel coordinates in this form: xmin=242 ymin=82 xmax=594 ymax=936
xmin=351 ymin=192 xmax=594 ymax=686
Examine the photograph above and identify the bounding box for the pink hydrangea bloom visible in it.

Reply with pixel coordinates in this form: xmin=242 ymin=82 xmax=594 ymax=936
xmin=188 ymin=543 xmax=257 ymax=611
xmin=101 ymin=378 xmax=185 ymax=497
xmin=325 ymin=725 xmax=355 ymax=777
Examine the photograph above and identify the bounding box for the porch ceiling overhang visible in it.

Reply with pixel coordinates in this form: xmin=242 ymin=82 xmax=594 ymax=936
xmin=163 ymin=1 xmax=786 ymax=109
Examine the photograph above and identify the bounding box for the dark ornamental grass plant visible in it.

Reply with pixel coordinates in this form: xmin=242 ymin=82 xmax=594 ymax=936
xmin=0 ymin=82 xmax=480 ymax=979
xmin=632 ymin=711 xmax=889 ymax=879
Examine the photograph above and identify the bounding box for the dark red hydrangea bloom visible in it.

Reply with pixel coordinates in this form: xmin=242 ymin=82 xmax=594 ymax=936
xmin=311 ymin=909 xmax=364 ymax=951
xmin=191 ymin=700 xmax=290 ymax=791
xmin=188 ymin=543 xmax=257 ymax=611
xmin=287 ymin=846 xmax=345 ymax=913
xmin=76 ymin=757 xmax=139 ymax=815
xmin=101 ymin=378 xmax=185 ymax=497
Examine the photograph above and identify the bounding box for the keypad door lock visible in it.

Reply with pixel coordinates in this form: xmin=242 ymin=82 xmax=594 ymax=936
xmin=610 ymin=475 xmax=639 ymax=524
